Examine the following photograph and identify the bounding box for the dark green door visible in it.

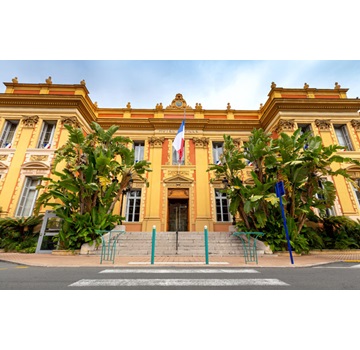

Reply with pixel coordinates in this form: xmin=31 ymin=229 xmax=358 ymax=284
xmin=168 ymin=199 xmax=188 ymax=232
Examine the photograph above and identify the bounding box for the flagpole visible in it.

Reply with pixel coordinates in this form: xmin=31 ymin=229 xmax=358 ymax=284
xmin=178 ymin=107 xmax=186 ymax=172
xmin=174 ymin=108 xmax=186 ymax=173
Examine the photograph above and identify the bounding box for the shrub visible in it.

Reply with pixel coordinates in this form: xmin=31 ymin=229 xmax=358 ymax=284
xmin=320 ymin=216 xmax=360 ymax=250
xmin=0 ymin=215 xmax=43 ymax=252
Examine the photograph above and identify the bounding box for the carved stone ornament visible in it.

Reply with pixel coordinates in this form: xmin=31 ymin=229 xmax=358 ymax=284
xmin=61 ymin=116 xmax=81 ymax=128
xmin=22 ymin=115 xmax=39 ymax=128
xmin=156 ymin=103 xmax=164 ymax=111
xmin=46 ymin=76 xmax=52 ymax=84
xmin=192 ymin=137 xmax=209 ymax=148
xmin=227 ymin=103 xmax=232 ymax=111
xmin=12 ymin=77 xmax=18 ymax=84
xmin=0 ymin=155 xmax=7 ymax=161
xmin=233 ymin=138 xmax=242 ymax=147
xmin=168 ymin=188 xmax=189 ymax=198
xmin=195 ymin=103 xmax=202 ymax=111
xmin=30 ymin=155 xmax=49 ymax=161
xmin=274 ymin=119 xmax=295 ymax=133
xmin=351 ymin=120 xmax=360 ymax=131
xmin=148 ymin=136 xmax=165 ymax=147
xmin=334 ymin=82 xmax=341 ymax=89
xmin=166 ymin=93 xmax=191 ymax=109
xmin=315 ymin=119 xmax=331 ymax=131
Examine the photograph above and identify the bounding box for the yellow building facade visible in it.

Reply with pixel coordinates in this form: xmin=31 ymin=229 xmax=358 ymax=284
xmin=1 ymin=78 xmax=360 ymax=232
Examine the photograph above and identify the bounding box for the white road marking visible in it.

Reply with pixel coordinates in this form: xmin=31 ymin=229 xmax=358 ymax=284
xmin=128 ymin=262 xmax=229 ymax=265
xmin=314 ymin=265 xmax=360 ymax=269
xmin=99 ymin=268 xmax=259 ymax=274
xmin=69 ymin=278 xmax=289 ymax=287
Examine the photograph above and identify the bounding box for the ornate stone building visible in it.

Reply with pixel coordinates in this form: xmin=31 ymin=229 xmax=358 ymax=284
xmin=1 ymin=78 xmax=360 ymax=232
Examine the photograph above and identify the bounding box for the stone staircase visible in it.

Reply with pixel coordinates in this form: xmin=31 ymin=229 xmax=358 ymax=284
xmin=81 ymin=231 xmax=266 ymax=257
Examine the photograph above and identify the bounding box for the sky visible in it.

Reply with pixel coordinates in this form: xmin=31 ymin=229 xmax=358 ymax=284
xmin=1 ymin=60 xmax=360 ymax=110
xmin=2 ymin=2 xmax=360 ymax=112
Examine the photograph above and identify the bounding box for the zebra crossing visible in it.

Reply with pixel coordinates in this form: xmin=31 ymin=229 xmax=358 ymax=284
xmin=69 ymin=268 xmax=289 ymax=288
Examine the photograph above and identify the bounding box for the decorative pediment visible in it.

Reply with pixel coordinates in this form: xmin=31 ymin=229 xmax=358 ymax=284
xmin=346 ymin=166 xmax=360 ymax=180
xmin=21 ymin=162 xmax=50 ymax=170
xmin=163 ymin=174 xmax=193 ymax=184
xmin=166 ymin=93 xmax=192 ymax=109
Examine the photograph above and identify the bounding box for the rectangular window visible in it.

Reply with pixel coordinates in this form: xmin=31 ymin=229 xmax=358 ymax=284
xmin=0 ymin=120 xmax=19 ymax=148
xmin=212 ymin=142 xmax=223 ymax=164
xmin=172 ymin=141 xmax=185 ymax=165
xmin=215 ymin=189 xmax=230 ymax=222
xmin=133 ymin=141 xmax=144 ymax=163
xmin=37 ymin=121 xmax=57 ymax=149
xmin=16 ymin=177 xmax=41 ymax=217
xmin=334 ymin=125 xmax=353 ymax=150
xmin=352 ymin=180 xmax=360 ymax=210
xmin=298 ymin=124 xmax=312 ymax=135
xmin=125 ymin=190 xmax=141 ymax=222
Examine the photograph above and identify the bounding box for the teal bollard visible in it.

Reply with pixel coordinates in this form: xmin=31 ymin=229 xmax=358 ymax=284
xmin=151 ymin=225 xmax=156 ymax=265
xmin=204 ymin=225 xmax=209 ymax=265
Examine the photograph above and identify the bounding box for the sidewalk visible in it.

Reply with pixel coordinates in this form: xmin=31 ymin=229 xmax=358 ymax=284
xmin=1 ymin=251 xmax=360 ymax=268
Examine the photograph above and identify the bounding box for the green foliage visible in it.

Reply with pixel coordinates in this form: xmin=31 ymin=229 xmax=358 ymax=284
xmin=320 ymin=216 xmax=360 ymax=249
xmin=208 ymin=128 xmax=360 ymax=253
xmin=0 ymin=215 xmax=43 ymax=252
xmin=35 ymin=122 xmax=151 ymax=250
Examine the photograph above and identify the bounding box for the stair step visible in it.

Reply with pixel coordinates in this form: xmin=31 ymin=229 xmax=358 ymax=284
xmin=81 ymin=231 xmax=265 ymax=257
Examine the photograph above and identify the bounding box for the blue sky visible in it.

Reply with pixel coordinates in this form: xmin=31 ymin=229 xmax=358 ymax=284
xmin=2 ymin=2 xmax=360 ymax=111
xmin=1 ymin=60 xmax=360 ymax=110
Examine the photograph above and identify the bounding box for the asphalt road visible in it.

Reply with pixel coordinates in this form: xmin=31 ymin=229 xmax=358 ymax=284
xmin=0 ymin=261 xmax=360 ymax=290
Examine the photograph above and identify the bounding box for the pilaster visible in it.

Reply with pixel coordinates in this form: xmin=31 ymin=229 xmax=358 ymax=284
xmin=142 ymin=136 xmax=165 ymax=231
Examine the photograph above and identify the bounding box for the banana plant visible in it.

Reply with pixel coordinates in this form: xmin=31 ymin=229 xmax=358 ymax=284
xmin=35 ymin=122 xmax=151 ymax=250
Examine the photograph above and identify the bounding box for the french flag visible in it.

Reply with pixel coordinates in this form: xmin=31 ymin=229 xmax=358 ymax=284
xmin=173 ymin=120 xmax=185 ymax=162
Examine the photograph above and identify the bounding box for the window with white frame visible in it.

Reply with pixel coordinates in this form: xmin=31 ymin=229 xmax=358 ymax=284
xmin=172 ymin=141 xmax=185 ymax=165
xmin=37 ymin=121 xmax=57 ymax=149
xmin=212 ymin=142 xmax=223 ymax=165
xmin=133 ymin=141 xmax=144 ymax=163
xmin=334 ymin=125 xmax=353 ymax=151
xmin=215 ymin=189 xmax=230 ymax=222
xmin=125 ymin=189 xmax=141 ymax=222
xmin=15 ymin=177 xmax=41 ymax=217
xmin=0 ymin=120 xmax=19 ymax=148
